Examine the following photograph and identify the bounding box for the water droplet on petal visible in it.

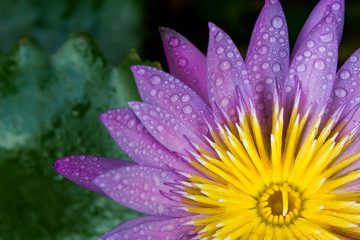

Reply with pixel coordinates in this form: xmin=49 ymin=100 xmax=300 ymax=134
xmin=304 ymin=51 xmax=312 ymax=58
xmin=297 ymin=63 xmax=307 ymax=72
xmin=219 ymin=60 xmax=231 ymax=71
xmin=215 ymin=31 xmax=224 ymax=42
xmin=272 ymin=16 xmax=284 ymax=29
xmin=156 ymin=125 xmax=163 ymax=132
xmin=162 ymin=224 xmax=175 ymax=231
xmin=314 ymin=59 xmax=326 ymax=71
xmin=227 ymin=51 xmax=234 ymax=58
xmin=181 ymin=94 xmax=191 ymax=102
xmin=136 ymin=68 xmax=145 ymax=75
xmin=285 ymin=86 xmax=292 ymax=93
xmin=177 ymin=57 xmax=188 ymax=67
xmin=170 ymin=94 xmax=179 ymax=102
xmin=215 ymin=77 xmax=223 ymax=86
xmin=319 ymin=46 xmax=326 ymax=53
xmin=265 ymin=77 xmax=273 ymax=84
xmin=182 ymin=105 xmax=193 ymax=114
xmin=258 ymin=45 xmax=268 ymax=55
xmin=320 ymin=33 xmax=333 ymax=43
xmin=220 ymin=97 xmax=229 ymax=107
xmin=331 ymin=2 xmax=341 ymax=11
xmin=350 ymin=55 xmax=358 ymax=62
xmin=307 ymin=40 xmax=315 ymax=48
xmin=272 ymin=63 xmax=281 ymax=73
xmin=257 ymin=103 xmax=265 ymax=110
xmin=169 ymin=37 xmax=180 ymax=47
xmin=339 ymin=70 xmax=351 ymax=80
xmin=216 ymin=46 xmax=224 ymax=54
xmin=150 ymin=75 xmax=161 ymax=85
xmin=255 ymin=83 xmax=265 ymax=92
xmin=150 ymin=89 xmax=158 ymax=97
xmin=279 ymin=50 xmax=287 ymax=58
xmin=334 ymin=87 xmax=347 ymax=98
xmin=261 ymin=62 xmax=270 ymax=69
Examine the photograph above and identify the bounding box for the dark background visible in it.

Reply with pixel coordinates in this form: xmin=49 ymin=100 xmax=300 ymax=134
xmin=0 ymin=0 xmax=359 ymax=239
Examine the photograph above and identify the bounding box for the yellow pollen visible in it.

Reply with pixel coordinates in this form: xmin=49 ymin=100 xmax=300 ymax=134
xmin=178 ymin=89 xmax=360 ymax=239
xmin=258 ymin=184 xmax=301 ymax=225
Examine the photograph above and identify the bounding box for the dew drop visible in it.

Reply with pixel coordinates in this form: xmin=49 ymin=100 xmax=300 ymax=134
xmin=314 ymin=59 xmax=326 ymax=71
xmin=334 ymin=87 xmax=347 ymax=98
xmin=216 ymin=46 xmax=224 ymax=54
xmin=272 ymin=16 xmax=284 ymax=29
xmin=279 ymin=50 xmax=287 ymax=58
xmin=272 ymin=63 xmax=281 ymax=73
xmin=219 ymin=60 xmax=231 ymax=71
xmin=318 ymin=46 xmax=326 ymax=53
xmin=149 ymin=89 xmax=157 ymax=97
xmin=215 ymin=31 xmax=224 ymax=42
xmin=320 ymin=33 xmax=333 ymax=43
xmin=227 ymin=51 xmax=234 ymax=58
xmin=304 ymin=51 xmax=311 ymax=58
xmin=339 ymin=70 xmax=351 ymax=80
xmin=178 ymin=57 xmax=188 ymax=68
xmin=182 ymin=105 xmax=192 ymax=114
xmin=161 ymin=225 xmax=175 ymax=231
xmin=215 ymin=77 xmax=223 ymax=86
xmin=181 ymin=94 xmax=191 ymax=102
xmin=169 ymin=37 xmax=180 ymax=47
xmin=156 ymin=125 xmax=163 ymax=132
xmin=331 ymin=2 xmax=341 ymax=11
xmin=258 ymin=45 xmax=268 ymax=55
xmin=220 ymin=97 xmax=229 ymax=107
xmin=350 ymin=55 xmax=358 ymax=62
xmin=150 ymin=75 xmax=161 ymax=85
xmin=170 ymin=94 xmax=179 ymax=102
xmin=269 ymin=36 xmax=276 ymax=43
xmin=285 ymin=86 xmax=292 ymax=93
xmin=265 ymin=77 xmax=273 ymax=84
xmin=261 ymin=62 xmax=270 ymax=69
xmin=297 ymin=63 xmax=307 ymax=72
xmin=257 ymin=103 xmax=265 ymax=110
xmin=136 ymin=68 xmax=145 ymax=75
xmin=255 ymin=83 xmax=265 ymax=92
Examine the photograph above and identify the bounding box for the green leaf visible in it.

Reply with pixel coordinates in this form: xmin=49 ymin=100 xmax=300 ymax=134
xmin=0 ymin=34 xmax=160 ymax=240
xmin=0 ymin=0 xmax=146 ymax=64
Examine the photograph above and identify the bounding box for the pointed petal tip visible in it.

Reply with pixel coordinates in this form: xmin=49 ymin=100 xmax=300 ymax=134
xmin=159 ymin=26 xmax=173 ymax=34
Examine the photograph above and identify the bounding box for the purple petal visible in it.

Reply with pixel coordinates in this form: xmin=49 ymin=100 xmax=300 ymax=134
xmin=291 ymin=0 xmax=344 ymax=60
xmin=207 ymin=22 xmax=253 ymax=122
xmin=131 ymin=65 xmax=213 ymax=138
xmin=128 ymin=101 xmax=211 ymax=156
xmin=98 ymin=216 xmax=169 ymax=240
xmin=102 ymin=216 xmax=197 ymax=240
xmin=53 ymin=155 xmax=134 ymax=195
xmin=245 ymin=0 xmax=289 ymax=135
xmin=324 ymin=49 xmax=360 ymax=120
xmin=99 ymin=108 xmax=200 ymax=175
xmin=160 ymin=27 xmax=208 ymax=103
xmin=94 ymin=165 xmax=187 ymax=217
xmin=282 ymin=8 xmax=339 ymax=129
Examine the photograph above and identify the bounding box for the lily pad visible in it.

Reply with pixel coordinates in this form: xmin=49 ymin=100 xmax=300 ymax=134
xmin=0 ymin=33 xmax=160 ymax=240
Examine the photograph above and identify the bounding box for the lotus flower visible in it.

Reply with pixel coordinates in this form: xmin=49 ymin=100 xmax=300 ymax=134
xmin=54 ymin=0 xmax=360 ymax=239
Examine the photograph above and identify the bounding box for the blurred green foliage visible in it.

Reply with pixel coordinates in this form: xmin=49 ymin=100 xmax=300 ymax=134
xmin=0 ymin=33 xmax=160 ymax=239
xmin=0 ymin=0 xmax=145 ymax=65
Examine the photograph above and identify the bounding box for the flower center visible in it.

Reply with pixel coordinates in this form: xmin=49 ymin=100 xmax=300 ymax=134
xmin=258 ymin=184 xmax=301 ymax=225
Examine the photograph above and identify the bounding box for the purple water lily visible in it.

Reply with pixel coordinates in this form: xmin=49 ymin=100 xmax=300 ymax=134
xmin=54 ymin=0 xmax=360 ymax=239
